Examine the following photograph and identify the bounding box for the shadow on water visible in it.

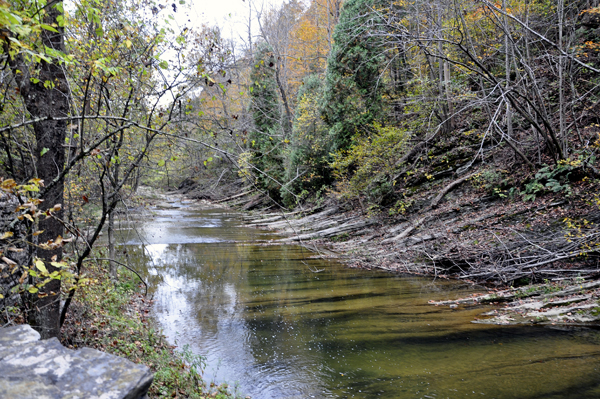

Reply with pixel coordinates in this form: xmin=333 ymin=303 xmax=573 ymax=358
xmin=117 ymin=204 xmax=600 ymax=399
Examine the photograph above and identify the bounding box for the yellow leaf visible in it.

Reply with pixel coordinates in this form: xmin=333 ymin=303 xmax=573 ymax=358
xmin=35 ymin=260 xmax=48 ymax=274
xmin=50 ymin=261 xmax=67 ymax=268
xmin=1 ymin=179 xmax=16 ymax=190
xmin=33 ymin=230 xmax=44 ymax=236
xmin=23 ymin=213 xmax=34 ymax=222
xmin=0 ymin=231 xmax=14 ymax=240
xmin=125 ymin=39 xmax=132 ymax=48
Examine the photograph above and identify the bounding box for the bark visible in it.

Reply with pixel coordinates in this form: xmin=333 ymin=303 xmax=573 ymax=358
xmin=108 ymin=211 xmax=117 ymax=281
xmin=16 ymin=3 xmax=69 ymax=339
xmin=4 ymin=1 xmax=69 ymax=338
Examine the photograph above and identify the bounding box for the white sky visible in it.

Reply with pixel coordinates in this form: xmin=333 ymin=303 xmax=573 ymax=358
xmin=158 ymin=0 xmax=288 ymax=45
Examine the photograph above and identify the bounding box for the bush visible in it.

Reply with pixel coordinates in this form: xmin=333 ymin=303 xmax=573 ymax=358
xmin=331 ymin=123 xmax=409 ymax=205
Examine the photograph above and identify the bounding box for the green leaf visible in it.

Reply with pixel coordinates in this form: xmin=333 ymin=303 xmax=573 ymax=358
xmin=159 ymin=60 xmax=169 ymax=69
xmin=40 ymin=24 xmax=59 ymax=33
xmin=40 ymin=148 xmax=49 ymax=157
xmin=157 ymin=160 xmax=165 ymax=167
xmin=28 ymin=286 xmax=38 ymax=294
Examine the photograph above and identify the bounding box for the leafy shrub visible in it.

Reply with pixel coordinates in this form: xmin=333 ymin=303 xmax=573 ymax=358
xmin=331 ymin=123 xmax=409 ymax=205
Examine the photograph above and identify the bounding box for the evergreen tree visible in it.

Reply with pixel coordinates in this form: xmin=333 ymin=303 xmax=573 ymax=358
xmin=321 ymin=0 xmax=386 ymax=152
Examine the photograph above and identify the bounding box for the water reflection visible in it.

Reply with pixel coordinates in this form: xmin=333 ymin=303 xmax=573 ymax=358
xmin=125 ymin=206 xmax=600 ymax=399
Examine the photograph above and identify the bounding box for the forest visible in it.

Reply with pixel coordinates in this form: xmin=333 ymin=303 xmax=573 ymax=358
xmin=1 ymin=0 xmax=600 ymax=396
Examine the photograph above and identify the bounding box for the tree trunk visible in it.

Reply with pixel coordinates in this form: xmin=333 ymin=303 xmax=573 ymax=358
xmin=18 ymin=3 xmax=69 ymax=339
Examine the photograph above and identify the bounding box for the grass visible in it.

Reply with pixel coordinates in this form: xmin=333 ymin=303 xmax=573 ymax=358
xmin=61 ymin=260 xmax=246 ymax=399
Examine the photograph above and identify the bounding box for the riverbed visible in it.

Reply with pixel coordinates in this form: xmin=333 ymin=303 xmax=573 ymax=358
xmin=120 ymin=200 xmax=600 ymax=398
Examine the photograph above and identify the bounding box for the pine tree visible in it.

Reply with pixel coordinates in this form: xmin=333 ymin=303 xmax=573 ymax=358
xmin=321 ymin=0 xmax=386 ymax=152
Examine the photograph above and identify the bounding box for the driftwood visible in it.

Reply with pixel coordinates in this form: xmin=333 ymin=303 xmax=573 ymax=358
xmin=382 ymin=217 xmax=428 ymax=243
xmin=241 ymin=194 xmax=265 ymax=211
xmin=284 ymin=219 xmax=375 ymax=242
xmin=423 ymin=223 xmax=600 ymax=283
xmin=214 ymin=189 xmax=255 ymax=203
xmin=431 ymin=280 xmax=600 ymax=307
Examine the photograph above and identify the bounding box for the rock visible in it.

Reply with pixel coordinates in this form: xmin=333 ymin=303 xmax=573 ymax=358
xmin=0 ymin=325 xmax=153 ymax=399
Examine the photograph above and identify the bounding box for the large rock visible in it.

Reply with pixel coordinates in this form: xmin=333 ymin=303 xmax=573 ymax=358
xmin=0 ymin=325 xmax=153 ymax=399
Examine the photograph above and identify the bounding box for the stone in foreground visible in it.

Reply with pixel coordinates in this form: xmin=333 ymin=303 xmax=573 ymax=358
xmin=0 ymin=324 xmax=153 ymax=399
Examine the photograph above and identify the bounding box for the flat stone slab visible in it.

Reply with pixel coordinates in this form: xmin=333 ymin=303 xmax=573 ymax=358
xmin=0 ymin=325 xmax=153 ymax=399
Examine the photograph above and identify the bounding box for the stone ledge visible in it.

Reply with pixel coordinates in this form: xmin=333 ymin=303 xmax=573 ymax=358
xmin=0 ymin=325 xmax=153 ymax=399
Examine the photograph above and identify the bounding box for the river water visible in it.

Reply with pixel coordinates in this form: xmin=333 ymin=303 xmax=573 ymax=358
xmin=122 ymin=201 xmax=600 ymax=398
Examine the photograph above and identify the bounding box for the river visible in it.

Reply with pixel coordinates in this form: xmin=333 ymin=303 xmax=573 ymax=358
xmin=120 ymin=200 xmax=600 ymax=398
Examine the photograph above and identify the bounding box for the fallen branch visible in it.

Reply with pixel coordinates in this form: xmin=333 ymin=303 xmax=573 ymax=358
xmin=382 ymin=216 xmax=428 ymax=243
xmin=214 ymin=189 xmax=255 ymax=203
xmin=430 ymin=172 xmax=477 ymax=208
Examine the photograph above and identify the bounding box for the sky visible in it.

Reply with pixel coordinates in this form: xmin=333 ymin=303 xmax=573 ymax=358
xmin=165 ymin=0 xmax=289 ymax=44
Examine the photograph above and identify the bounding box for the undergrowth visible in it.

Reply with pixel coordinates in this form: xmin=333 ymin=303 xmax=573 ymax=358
xmin=61 ymin=261 xmax=245 ymax=399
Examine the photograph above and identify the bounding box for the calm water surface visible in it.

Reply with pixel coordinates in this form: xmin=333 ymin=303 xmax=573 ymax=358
xmin=121 ymin=202 xmax=600 ymax=399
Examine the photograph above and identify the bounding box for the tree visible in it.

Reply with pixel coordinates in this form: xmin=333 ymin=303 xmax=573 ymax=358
xmin=247 ymin=42 xmax=285 ymax=200
xmin=321 ymin=0 xmax=387 ymax=152
xmin=281 ymin=74 xmax=331 ymax=206
xmin=3 ymin=0 xmax=71 ymax=338
xmin=0 ymin=0 xmax=220 ymax=337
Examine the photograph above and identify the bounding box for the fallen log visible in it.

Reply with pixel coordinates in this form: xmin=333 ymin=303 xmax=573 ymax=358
xmin=430 ymin=172 xmax=477 ymax=208
xmin=214 ymin=189 xmax=255 ymax=203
